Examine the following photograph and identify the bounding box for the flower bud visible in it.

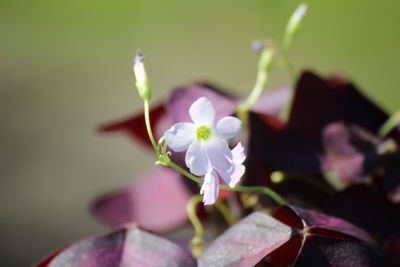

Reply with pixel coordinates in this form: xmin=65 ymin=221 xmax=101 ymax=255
xmin=133 ymin=50 xmax=151 ymax=101
xmin=283 ymin=3 xmax=308 ymax=50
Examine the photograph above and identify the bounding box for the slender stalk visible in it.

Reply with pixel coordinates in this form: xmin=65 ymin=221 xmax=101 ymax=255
xmin=226 ymin=185 xmax=286 ymax=205
xmin=237 ymin=47 xmax=274 ymax=125
xmin=186 ymin=195 xmax=204 ymax=258
xmin=279 ymin=48 xmax=296 ymax=121
xmin=280 ymin=49 xmax=295 ymax=82
xmin=279 ymin=3 xmax=308 ymax=121
xmin=144 ymin=100 xmax=158 ymax=153
xmin=161 ymin=157 xmax=286 ymax=205
xmin=214 ymin=201 xmax=236 ymax=225
xmin=378 ymin=108 xmax=400 ymax=138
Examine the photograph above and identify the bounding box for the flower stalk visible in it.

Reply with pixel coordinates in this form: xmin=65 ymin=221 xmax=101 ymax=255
xmin=186 ymin=194 xmax=205 ymax=258
xmin=144 ymin=100 xmax=158 ymax=153
xmin=237 ymin=44 xmax=275 ymax=125
xmin=378 ymin=108 xmax=400 ymax=138
xmin=159 ymin=155 xmax=286 ymax=205
xmin=280 ymin=3 xmax=308 ymax=122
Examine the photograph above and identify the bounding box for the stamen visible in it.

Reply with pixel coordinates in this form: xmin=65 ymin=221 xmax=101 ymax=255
xmin=196 ymin=125 xmax=212 ymax=141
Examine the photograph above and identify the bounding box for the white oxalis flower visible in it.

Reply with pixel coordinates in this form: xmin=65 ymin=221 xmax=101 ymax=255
xmin=164 ymin=97 xmax=246 ymax=205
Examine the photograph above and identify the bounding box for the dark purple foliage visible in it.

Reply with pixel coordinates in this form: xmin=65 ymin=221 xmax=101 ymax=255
xmin=35 ymin=225 xmax=196 ymax=267
xmin=269 ymin=205 xmax=384 ymax=267
xmin=199 ymin=206 xmax=383 ymax=267
xmin=198 ymin=212 xmax=292 ymax=267
xmin=246 ymin=71 xmax=400 ymax=203
xmin=39 ymin=71 xmax=398 ymax=266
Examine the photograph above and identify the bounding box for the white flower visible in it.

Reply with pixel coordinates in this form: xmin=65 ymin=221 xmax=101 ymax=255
xmin=164 ymin=97 xmax=246 ymax=205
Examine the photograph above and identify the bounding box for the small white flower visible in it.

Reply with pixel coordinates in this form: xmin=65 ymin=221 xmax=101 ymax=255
xmin=164 ymin=97 xmax=246 ymax=205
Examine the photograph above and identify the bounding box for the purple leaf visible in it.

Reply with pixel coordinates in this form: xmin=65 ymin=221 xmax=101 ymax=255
xmin=98 ymin=103 xmax=167 ymax=149
xmin=251 ymin=86 xmax=291 ymax=117
xmin=320 ymin=121 xmax=381 ymax=185
xmin=91 ymin=168 xmax=192 ymax=232
xmin=287 ymin=205 xmax=375 ymax=246
xmin=293 ymin=235 xmax=385 ymax=267
xmin=266 ymin=205 xmax=382 ymax=266
xmin=323 ymin=185 xmax=400 ymax=242
xmin=245 ymin=112 xmax=320 ymax=187
xmin=198 ymin=212 xmax=292 ymax=267
xmin=167 ymin=84 xmax=237 ymax=123
xmin=289 ymin=71 xmax=389 ymax=144
xmin=382 ymin=151 xmax=400 ymax=203
xmin=35 ymin=225 xmax=196 ymax=267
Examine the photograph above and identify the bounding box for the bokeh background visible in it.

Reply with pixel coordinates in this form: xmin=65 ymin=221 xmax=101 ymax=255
xmin=1 ymin=0 xmax=399 ymax=266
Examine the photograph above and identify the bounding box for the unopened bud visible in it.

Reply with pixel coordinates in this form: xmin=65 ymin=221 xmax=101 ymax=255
xmin=251 ymin=40 xmax=266 ymax=52
xmin=283 ymin=3 xmax=308 ymax=50
xmin=133 ymin=50 xmax=151 ymax=101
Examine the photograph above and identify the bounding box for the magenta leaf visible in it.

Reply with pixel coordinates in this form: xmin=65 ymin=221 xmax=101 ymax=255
xmin=284 ymin=205 xmax=375 ymax=245
xmin=251 ymin=86 xmax=291 ymax=117
xmin=167 ymin=83 xmax=237 ymax=123
xmin=98 ymin=103 xmax=167 ymax=149
xmin=266 ymin=205 xmax=383 ymax=267
xmin=91 ymin=168 xmax=192 ymax=232
xmin=198 ymin=212 xmax=293 ymax=267
xmin=35 ymin=225 xmax=196 ymax=267
xmin=320 ymin=122 xmax=380 ymax=184
xmin=199 ymin=207 xmax=381 ymax=267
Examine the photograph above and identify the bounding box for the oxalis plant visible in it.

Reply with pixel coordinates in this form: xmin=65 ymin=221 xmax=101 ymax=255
xmin=36 ymin=3 xmax=400 ymax=267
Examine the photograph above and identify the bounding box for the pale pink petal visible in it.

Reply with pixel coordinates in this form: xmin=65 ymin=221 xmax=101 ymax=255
xmin=164 ymin=122 xmax=196 ymax=152
xmin=218 ymin=164 xmax=245 ymax=188
xmin=216 ymin=116 xmax=242 ymax=140
xmin=217 ymin=143 xmax=246 ymax=187
xmin=185 ymin=142 xmax=211 ymax=176
xmin=189 ymin=97 xmax=215 ymax=126
xmin=232 ymin=142 xmax=246 ymax=164
xmin=205 ymin=139 xmax=233 ymax=172
xmin=200 ymin=170 xmax=219 ymax=205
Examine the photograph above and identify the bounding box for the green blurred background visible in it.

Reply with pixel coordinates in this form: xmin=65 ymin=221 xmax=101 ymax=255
xmin=1 ymin=0 xmax=399 ymax=265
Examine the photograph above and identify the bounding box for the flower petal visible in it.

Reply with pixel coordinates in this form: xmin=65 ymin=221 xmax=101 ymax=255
xmin=232 ymin=142 xmax=246 ymax=164
xmin=185 ymin=142 xmax=211 ymax=176
xmin=200 ymin=170 xmax=219 ymax=205
xmin=205 ymin=139 xmax=233 ymax=172
xmin=218 ymin=142 xmax=246 ymax=187
xmin=219 ymin=164 xmax=245 ymax=188
xmin=216 ymin=116 xmax=242 ymax=140
xmin=164 ymin=122 xmax=196 ymax=152
xmin=189 ymin=97 xmax=215 ymax=126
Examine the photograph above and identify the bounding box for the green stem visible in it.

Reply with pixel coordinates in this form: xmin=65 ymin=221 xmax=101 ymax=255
xmin=281 ymin=49 xmax=295 ymax=83
xmin=186 ymin=194 xmax=204 ymax=258
xmin=237 ymin=47 xmax=275 ymax=125
xmin=144 ymin=100 xmax=158 ymax=153
xmin=378 ymin=108 xmax=400 ymax=138
xmin=161 ymin=157 xmax=286 ymax=205
xmin=214 ymin=201 xmax=236 ymax=225
xmin=226 ymin=185 xmax=286 ymax=205
xmin=279 ymin=47 xmax=297 ymax=122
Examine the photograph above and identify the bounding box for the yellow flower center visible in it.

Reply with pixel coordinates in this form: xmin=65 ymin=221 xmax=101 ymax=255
xmin=196 ymin=125 xmax=212 ymax=141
